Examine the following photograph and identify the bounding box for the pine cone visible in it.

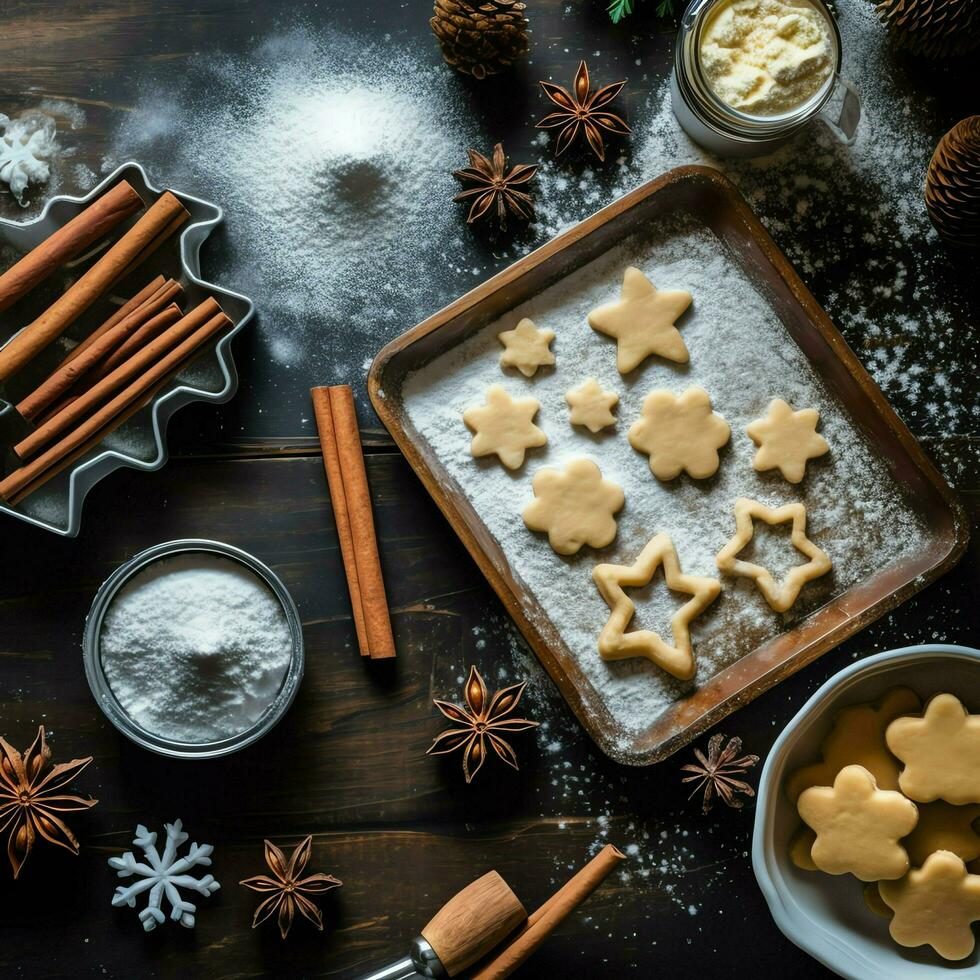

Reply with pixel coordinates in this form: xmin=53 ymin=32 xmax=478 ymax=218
xmin=875 ymin=0 xmax=980 ymax=58
xmin=925 ymin=116 xmax=980 ymax=249
xmin=430 ymin=0 xmax=529 ymax=80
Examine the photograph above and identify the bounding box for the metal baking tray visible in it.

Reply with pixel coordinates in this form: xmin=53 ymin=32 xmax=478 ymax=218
xmin=368 ymin=166 xmax=968 ymax=766
xmin=0 ymin=162 xmax=254 ymax=537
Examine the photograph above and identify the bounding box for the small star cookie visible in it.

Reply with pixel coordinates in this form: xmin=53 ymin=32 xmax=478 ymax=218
xmin=592 ymin=533 xmax=721 ymax=680
xmin=522 ymin=457 xmax=625 ymax=556
xmin=463 ymin=384 xmax=547 ymax=470
xmin=879 ymin=850 xmax=980 ymax=960
xmin=904 ymin=801 xmax=980 ymax=867
xmin=886 ymin=693 xmax=980 ymax=805
xmin=715 ymin=498 xmax=832 ymax=613
xmin=587 ymin=266 xmax=692 ymax=374
xmin=797 ymin=765 xmax=918 ymax=881
xmin=746 ymin=399 xmax=830 ymax=484
xmin=565 ymin=378 xmax=618 ymax=433
xmin=628 ymin=387 xmax=730 ymax=480
xmin=497 ymin=318 xmax=555 ymax=377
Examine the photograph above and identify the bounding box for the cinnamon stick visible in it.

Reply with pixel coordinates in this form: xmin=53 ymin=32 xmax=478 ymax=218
xmin=14 ymin=297 xmax=221 ymax=460
xmin=0 ymin=308 xmax=231 ymax=502
xmin=469 ymin=845 xmax=625 ymax=980
xmin=91 ymin=293 xmax=184 ymax=379
xmin=311 ymin=385 xmax=396 ymax=660
xmin=0 ymin=180 xmax=143 ymax=314
xmin=0 ymin=191 xmax=190 ymax=382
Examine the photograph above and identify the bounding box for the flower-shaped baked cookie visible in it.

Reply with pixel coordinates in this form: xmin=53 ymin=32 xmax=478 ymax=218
xmin=879 ymin=850 xmax=980 ymax=960
xmin=797 ymin=765 xmax=918 ymax=881
xmin=886 ymin=693 xmax=980 ymax=805
xmin=904 ymin=802 xmax=980 ymax=867
xmin=497 ymin=318 xmax=555 ymax=377
xmin=565 ymin=378 xmax=618 ymax=433
xmin=463 ymin=385 xmax=547 ymax=470
xmin=587 ymin=267 xmax=691 ymax=374
xmin=522 ymin=457 xmax=625 ymax=556
xmin=746 ymin=398 xmax=830 ymax=483
xmin=628 ymin=387 xmax=730 ymax=480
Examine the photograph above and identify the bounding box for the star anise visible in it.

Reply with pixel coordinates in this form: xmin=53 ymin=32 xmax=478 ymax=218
xmin=452 ymin=143 xmax=538 ymax=228
xmin=680 ymin=733 xmax=759 ymax=814
xmin=536 ymin=60 xmax=631 ymax=161
xmin=240 ymin=835 xmax=342 ymax=939
xmin=0 ymin=725 xmax=98 ymax=878
xmin=427 ymin=665 xmax=539 ymax=783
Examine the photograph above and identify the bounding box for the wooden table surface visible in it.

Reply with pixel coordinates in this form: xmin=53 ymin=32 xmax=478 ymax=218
xmin=0 ymin=1 xmax=976 ymax=977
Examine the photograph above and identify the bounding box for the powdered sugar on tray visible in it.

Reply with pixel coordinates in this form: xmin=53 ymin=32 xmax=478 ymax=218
xmin=402 ymin=218 xmax=927 ymax=745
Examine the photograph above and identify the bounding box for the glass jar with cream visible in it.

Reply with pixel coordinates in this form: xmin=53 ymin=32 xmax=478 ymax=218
xmin=671 ymin=0 xmax=860 ymax=157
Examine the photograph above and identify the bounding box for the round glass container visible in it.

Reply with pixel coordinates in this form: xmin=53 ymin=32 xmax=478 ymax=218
xmin=670 ymin=0 xmax=860 ymax=157
xmin=83 ymin=539 xmax=304 ymax=759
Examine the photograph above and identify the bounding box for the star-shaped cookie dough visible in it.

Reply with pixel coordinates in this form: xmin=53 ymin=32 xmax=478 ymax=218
xmin=879 ymin=850 xmax=980 ymax=961
xmin=904 ymin=802 xmax=980 ymax=867
xmin=715 ymin=498 xmax=832 ymax=613
xmin=587 ymin=266 xmax=692 ymax=374
xmin=886 ymin=694 xmax=980 ymax=805
xmin=628 ymin=387 xmax=730 ymax=480
xmin=592 ymin=533 xmax=721 ymax=680
xmin=522 ymin=457 xmax=625 ymax=556
xmin=746 ymin=398 xmax=830 ymax=484
xmin=497 ymin=317 xmax=555 ymax=377
xmin=565 ymin=378 xmax=618 ymax=433
xmin=797 ymin=765 xmax=918 ymax=881
xmin=463 ymin=384 xmax=547 ymax=470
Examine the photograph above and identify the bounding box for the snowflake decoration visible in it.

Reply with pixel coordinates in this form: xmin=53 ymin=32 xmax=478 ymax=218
xmin=108 ymin=819 xmax=220 ymax=931
xmin=0 ymin=110 xmax=57 ymax=206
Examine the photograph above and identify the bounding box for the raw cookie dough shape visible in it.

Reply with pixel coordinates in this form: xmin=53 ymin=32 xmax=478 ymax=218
xmin=587 ymin=266 xmax=692 ymax=374
xmin=879 ymin=850 xmax=980 ymax=961
xmin=592 ymin=532 xmax=721 ymax=681
xmin=886 ymin=693 xmax=980 ymax=805
xmin=904 ymin=802 xmax=980 ymax=867
xmin=463 ymin=384 xmax=547 ymax=470
xmin=497 ymin=317 xmax=556 ymax=378
xmin=565 ymin=378 xmax=618 ymax=433
xmin=797 ymin=764 xmax=918 ymax=881
xmin=522 ymin=458 xmax=625 ymax=556
xmin=628 ymin=387 xmax=731 ymax=480
xmin=746 ymin=398 xmax=830 ymax=484
xmin=715 ymin=498 xmax=831 ymax=613
xmin=789 ymin=826 xmax=818 ymax=871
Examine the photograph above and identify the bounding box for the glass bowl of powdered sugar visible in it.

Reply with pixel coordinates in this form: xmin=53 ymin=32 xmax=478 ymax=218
xmin=83 ymin=539 xmax=304 ymax=759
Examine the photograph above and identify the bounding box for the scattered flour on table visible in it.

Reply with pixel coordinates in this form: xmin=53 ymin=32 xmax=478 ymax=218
xmin=402 ymin=218 xmax=927 ymax=744
xmin=100 ymin=554 xmax=293 ymax=743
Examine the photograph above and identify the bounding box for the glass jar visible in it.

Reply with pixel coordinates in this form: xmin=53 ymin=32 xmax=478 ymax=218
xmin=670 ymin=0 xmax=861 ymax=158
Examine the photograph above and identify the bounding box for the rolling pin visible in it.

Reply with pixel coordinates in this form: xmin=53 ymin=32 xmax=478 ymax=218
xmin=358 ymin=870 xmax=526 ymax=980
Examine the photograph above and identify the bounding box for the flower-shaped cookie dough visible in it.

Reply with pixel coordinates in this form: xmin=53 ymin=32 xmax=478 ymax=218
xmin=797 ymin=765 xmax=918 ymax=881
xmin=592 ymin=532 xmax=721 ymax=680
xmin=746 ymin=398 xmax=830 ymax=483
xmin=522 ymin=457 xmax=624 ymax=556
xmin=565 ymin=378 xmax=618 ymax=433
xmin=628 ymin=387 xmax=730 ymax=480
xmin=886 ymin=693 xmax=980 ymax=805
xmin=715 ymin=498 xmax=832 ymax=612
xmin=587 ymin=266 xmax=691 ymax=374
xmin=463 ymin=385 xmax=547 ymax=470
xmin=904 ymin=802 xmax=980 ymax=867
xmin=879 ymin=851 xmax=980 ymax=961
xmin=497 ymin=318 xmax=555 ymax=377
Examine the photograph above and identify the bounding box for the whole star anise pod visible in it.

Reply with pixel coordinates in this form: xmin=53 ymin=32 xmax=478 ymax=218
xmin=536 ymin=60 xmax=631 ymax=161
xmin=452 ymin=143 xmax=538 ymax=228
xmin=427 ymin=665 xmax=539 ymax=783
xmin=240 ymin=835 xmax=342 ymax=939
xmin=681 ymin=733 xmax=759 ymax=814
xmin=0 ymin=725 xmax=98 ymax=878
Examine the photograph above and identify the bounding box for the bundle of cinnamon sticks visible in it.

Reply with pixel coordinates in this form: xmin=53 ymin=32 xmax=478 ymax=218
xmin=0 ymin=178 xmax=233 ymax=505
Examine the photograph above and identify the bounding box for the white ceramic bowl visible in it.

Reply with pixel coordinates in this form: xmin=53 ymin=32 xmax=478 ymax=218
xmin=752 ymin=643 xmax=980 ymax=979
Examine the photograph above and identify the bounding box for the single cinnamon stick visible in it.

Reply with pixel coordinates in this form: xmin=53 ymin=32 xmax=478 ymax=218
xmin=0 ymin=191 xmax=190 ymax=382
xmin=311 ymin=385 xmax=396 ymax=660
xmin=14 ymin=297 xmax=221 ymax=460
xmin=0 ymin=180 xmax=143 ymax=314
xmin=469 ymin=845 xmax=625 ymax=980
xmin=0 ymin=309 xmax=231 ymax=502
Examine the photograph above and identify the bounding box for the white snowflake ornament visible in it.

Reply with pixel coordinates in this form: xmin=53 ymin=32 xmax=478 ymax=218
xmin=0 ymin=110 xmax=57 ymax=206
xmin=109 ymin=819 xmax=220 ymax=931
